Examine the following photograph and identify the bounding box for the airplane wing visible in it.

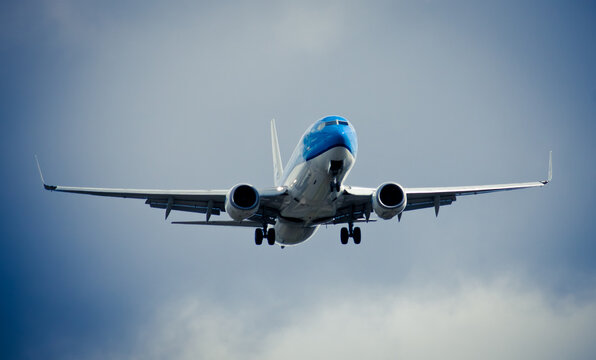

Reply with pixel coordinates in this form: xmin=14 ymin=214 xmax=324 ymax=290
xmin=402 ymin=179 xmax=548 ymax=215
xmin=333 ymin=151 xmax=552 ymax=222
xmin=35 ymin=156 xmax=287 ymax=222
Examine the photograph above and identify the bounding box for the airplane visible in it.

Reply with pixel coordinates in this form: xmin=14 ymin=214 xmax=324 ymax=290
xmin=36 ymin=115 xmax=552 ymax=247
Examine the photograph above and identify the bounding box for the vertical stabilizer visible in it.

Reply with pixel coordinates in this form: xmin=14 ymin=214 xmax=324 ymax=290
xmin=271 ymin=119 xmax=283 ymax=186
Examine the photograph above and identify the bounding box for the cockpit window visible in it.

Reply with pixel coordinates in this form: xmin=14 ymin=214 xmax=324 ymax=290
xmin=324 ymin=120 xmax=349 ymax=127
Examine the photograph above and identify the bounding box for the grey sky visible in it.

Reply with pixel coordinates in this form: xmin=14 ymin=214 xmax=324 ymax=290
xmin=2 ymin=1 xmax=596 ymax=359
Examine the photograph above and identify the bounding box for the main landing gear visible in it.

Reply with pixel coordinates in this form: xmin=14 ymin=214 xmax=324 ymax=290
xmin=340 ymin=223 xmax=361 ymax=245
xmin=255 ymin=226 xmax=276 ymax=246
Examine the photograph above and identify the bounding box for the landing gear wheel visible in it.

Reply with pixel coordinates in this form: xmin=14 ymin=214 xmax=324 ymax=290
xmin=353 ymin=227 xmax=361 ymax=244
xmin=267 ymin=228 xmax=276 ymax=245
xmin=255 ymin=228 xmax=263 ymax=245
xmin=340 ymin=227 xmax=349 ymax=244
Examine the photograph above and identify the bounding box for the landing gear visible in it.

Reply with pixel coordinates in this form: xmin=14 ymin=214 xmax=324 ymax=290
xmin=329 ymin=160 xmax=343 ymax=193
xmin=330 ymin=178 xmax=340 ymax=192
xmin=255 ymin=226 xmax=276 ymax=246
xmin=267 ymin=228 xmax=276 ymax=245
xmin=340 ymin=223 xmax=362 ymax=245
xmin=353 ymin=227 xmax=361 ymax=244
xmin=340 ymin=227 xmax=349 ymax=244
xmin=255 ymin=228 xmax=263 ymax=245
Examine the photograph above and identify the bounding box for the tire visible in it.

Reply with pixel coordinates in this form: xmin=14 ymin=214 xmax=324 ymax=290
xmin=353 ymin=227 xmax=361 ymax=244
xmin=340 ymin=227 xmax=349 ymax=244
xmin=255 ymin=228 xmax=263 ymax=245
xmin=267 ymin=228 xmax=276 ymax=245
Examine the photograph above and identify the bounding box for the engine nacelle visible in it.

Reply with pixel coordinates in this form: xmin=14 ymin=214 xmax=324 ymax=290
xmin=225 ymin=184 xmax=260 ymax=221
xmin=372 ymin=182 xmax=407 ymax=220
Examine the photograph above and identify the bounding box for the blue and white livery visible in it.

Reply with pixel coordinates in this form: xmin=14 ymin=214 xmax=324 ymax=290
xmin=37 ymin=116 xmax=552 ymax=247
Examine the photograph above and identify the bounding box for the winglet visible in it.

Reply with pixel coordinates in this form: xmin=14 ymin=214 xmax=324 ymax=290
xmin=271 ymin=119 xmax=284 ymax=186
xmin=34 ymin=155 xmax=56 ymax=190
xmin=542 ymin=151 xmax=552 ymax=184
xmin=548 ymin=150 xmax=552 ymax=183
xmin=543 ymin=150 xmax=553 ymax=185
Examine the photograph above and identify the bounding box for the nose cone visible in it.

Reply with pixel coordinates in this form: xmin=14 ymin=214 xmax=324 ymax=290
xmin=303 ymin=119 xmax=358 ymax=161
xmin=329 ymin=125 xmax=358 ymax=157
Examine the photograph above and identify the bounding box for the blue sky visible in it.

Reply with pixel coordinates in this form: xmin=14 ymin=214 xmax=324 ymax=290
xmin=2 ymin=1 xmax=596 ymax=359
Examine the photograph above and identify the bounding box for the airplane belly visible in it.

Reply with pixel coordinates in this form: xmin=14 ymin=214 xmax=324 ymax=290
xmin=275 ymin=220 xmax=318 ymax=245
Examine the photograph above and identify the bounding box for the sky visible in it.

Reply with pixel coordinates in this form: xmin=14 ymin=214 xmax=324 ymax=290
xmin=1 ymin=0 xmax=596 ymax=359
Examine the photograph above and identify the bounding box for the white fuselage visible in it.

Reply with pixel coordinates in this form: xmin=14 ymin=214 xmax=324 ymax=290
xmin=274 ymin=147 xmax=356 ymax=245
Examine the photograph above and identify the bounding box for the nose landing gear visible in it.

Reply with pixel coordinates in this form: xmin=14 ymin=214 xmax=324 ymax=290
xmin=329 ymin=160 xmax=343 ymax=192
xmin=330 ymin=178 xmax=341 ymax=192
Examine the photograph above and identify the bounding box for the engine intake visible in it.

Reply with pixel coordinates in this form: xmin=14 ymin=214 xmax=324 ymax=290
xmin=225 ymin=184 xmax=260 ymax=221
xmin=372 ymin=182 xmax=407 ymax=219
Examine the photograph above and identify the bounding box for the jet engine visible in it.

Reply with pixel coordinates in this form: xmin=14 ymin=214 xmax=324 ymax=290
xmin=225 ymin=184 xmax=260 ymax=221
xmin=372 ymin=182 xmax=407 ymax=219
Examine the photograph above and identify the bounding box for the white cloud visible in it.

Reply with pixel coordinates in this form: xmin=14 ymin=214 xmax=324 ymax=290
xmin=133 ymin=279 xmax=596 ymax=360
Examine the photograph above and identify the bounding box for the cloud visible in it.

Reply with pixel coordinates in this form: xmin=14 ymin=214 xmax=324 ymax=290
xmin=4 ymin=1 xmax=596 ymax=359
xmin=134 ymin=279 xmax=596 ymax=360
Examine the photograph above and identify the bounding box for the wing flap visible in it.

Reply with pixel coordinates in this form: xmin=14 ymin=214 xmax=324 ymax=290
xmin=405 ymin=195 xmax=456 ymax=212
xmin=172 ymin=220 xmax=262 ymax=227
xmin=146 ymin=198 xmax=223 ymax=216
